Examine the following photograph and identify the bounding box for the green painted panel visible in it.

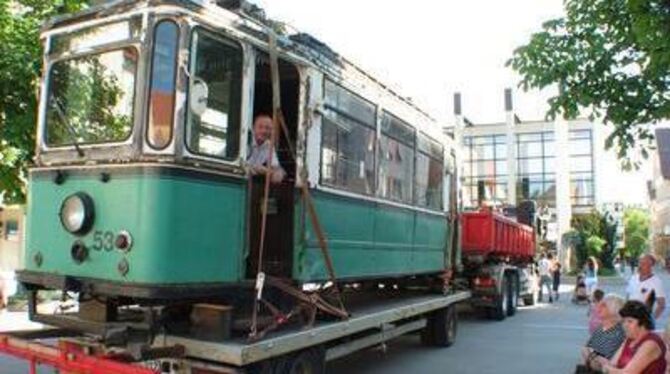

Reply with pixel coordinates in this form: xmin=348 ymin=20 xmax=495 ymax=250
xmin=24 ymin=171 xmax=246 ymax=284
xmin=295 ymin=190 xmax=448 ymax=282
xmin=413 ymin=212 xmax=448 ymax=273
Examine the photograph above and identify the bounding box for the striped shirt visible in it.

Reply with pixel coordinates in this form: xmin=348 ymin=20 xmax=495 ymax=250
xmin=586 ymin=322 xmax=626 ymax=359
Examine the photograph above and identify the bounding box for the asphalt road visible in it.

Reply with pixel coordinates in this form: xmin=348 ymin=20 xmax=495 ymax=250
xmin=327 ymin=274 xmax=651 ymax=374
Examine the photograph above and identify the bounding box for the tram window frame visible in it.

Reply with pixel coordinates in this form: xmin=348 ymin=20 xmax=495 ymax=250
xmin=184 ymin=27 xmax=244 ymax=162
xmin=320 ymin=79 xmax=377 ymax=196
xmin=43 ymin=46 xmax=139 ymax=148
xmin=146 ymin=19 xmax=180 ymax=150
xmin=415 ymin=133 xmax=444 ymax=210
xmin=378 ymin=111 xmax=415 ymax=205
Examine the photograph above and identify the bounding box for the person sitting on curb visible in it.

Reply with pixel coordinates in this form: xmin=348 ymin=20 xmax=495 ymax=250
xmin=597 ymin=300 xmax=666 ymax=374
xmin=582 ymin=294 xmax=626 ymax=371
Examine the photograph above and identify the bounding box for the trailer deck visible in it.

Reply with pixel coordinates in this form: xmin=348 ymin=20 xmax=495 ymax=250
xmin=156 ymin=291 xmax=470 ymax=367
xmin=0 ymin=290 xmax=469 ymax=373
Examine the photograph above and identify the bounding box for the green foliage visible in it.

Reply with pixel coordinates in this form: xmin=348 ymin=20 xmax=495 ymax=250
xmin=586 ymin=235 xmax=606 ymax=257
xmin=571 ymin=210 xmax=618 ymax=269
xmin=0 ymin=0 xmax=88 ymax=203
xmin=623 ymin=208 xmax=650 ymax=259
xmin=508 ymin=0 xmax=670 ymax=169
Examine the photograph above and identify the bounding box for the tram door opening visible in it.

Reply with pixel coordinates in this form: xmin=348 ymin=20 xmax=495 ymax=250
xmin=247 ymin=53 xmax=299 ymax=279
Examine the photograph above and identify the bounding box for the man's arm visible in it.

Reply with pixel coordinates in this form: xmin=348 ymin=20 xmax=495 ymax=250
xmin=655 ymin=297 xmax=665 ymax=319
xmin=654 ymin=277 xmax=666 ymax=319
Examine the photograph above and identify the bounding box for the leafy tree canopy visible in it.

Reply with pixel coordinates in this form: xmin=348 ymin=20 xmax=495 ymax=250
xmin=508 ymin=0 xmax=670 ymax=169
xmin=623 ymin=208 xmax=650 ymax=259
xmin=0 ymin=0 xmax=88 ymax=204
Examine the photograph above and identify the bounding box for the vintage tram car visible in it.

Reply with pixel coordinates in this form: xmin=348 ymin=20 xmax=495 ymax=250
xmin=18 ymin=0 xmax=457 ymax=337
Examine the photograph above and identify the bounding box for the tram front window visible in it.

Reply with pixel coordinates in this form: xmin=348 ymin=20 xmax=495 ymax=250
xmin=45 ymin=48 xmax=138 ymax=147
xmin=185 ymin=30 xmax=243 ymax=160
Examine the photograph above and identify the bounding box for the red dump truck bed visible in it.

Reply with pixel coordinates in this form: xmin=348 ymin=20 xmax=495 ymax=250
xmin=461 ymin=210 xmax=535 ymax=260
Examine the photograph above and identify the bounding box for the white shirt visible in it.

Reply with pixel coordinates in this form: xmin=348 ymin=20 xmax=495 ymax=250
xmin=247 ymin=139 xmax=281 ymax=169
xmin=539 ymin=258 xmax=551 ymax=277
xmin=627 ymin=274 xmax=666 ymax=303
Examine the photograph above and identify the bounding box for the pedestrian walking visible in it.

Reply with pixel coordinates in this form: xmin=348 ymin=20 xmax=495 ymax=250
xmin=584 ymin=257 xmax=599 ymax=296
xmin=538 ymin=253 xmax=553 ymax=303
xmin=551 ymin=257 xmax=561 ymax=301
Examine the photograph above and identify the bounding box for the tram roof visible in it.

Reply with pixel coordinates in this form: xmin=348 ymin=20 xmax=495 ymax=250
xmin=43 ymin=0 xmax=448 ymax=144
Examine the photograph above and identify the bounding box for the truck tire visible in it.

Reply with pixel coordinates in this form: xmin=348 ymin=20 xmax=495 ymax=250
xmin=274 ymin=348 xmax=325 ymax=374
xmin=489 ymin=276 xmax=507 ymax=321
xmin=506 ymin=274 xmax=518 ymax=316
xmin=421 ymin=306 xmax=457 ymax=347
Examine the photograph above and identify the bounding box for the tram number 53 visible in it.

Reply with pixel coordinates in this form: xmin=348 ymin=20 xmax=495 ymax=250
xmin=92 ymin=230 xmax=115 ymax=251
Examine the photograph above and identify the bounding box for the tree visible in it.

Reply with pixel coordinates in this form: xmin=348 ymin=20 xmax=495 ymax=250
xmin=507 ymin=0 xmax=670 ymax=169
xmin=623 ymin=208 xmax=650 ymax=260
xmin=0 ymin=0 xmax=88 ymax=204
xmin=571 ymin=210 xmax=616 ymax=269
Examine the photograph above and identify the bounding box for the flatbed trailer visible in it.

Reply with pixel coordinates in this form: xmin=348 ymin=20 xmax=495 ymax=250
xmin=0 ymin=290 xmax=470 ymax=373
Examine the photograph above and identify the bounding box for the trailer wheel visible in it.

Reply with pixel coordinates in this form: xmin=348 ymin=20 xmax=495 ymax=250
xmin=245 ymin=359 xmax=276 ymax=374
xmin=274 ymin=348 xmax=325 ymax=374
xmin=421 ymin=306 xmax=457 ymax=347
xmin=506 ymin=274 xmax=518 ymax=316
xmin=489 ymin=276 xmax=507 ymax=321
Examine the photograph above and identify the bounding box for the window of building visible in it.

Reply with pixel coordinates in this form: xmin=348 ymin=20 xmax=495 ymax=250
xmin=4 ymin=220 xmax=19 ymax=241
xmin=321 ymin=80 xmax=376 ymax=195
xmin=462 ymin=134 xmax=507 ymax=206
xmin=185 ymin=29 xmax=243 ymax=160
xmin=569 ymin=129 xmax=594 ymax=207
xmin=379 ymin=111 xmax=415 ymax=204
xmin=516 ymin=131 xmax=555 ymax=206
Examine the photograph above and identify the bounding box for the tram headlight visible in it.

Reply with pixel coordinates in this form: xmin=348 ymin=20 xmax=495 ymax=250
xmin=59 ymin=192 xmax=95 ymax=235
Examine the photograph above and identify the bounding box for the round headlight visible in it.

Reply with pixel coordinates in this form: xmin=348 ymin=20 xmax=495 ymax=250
xmin=60 ymin=192 xmax=95 ymax=235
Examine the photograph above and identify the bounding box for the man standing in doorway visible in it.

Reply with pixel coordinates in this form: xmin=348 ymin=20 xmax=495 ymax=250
xmin=538 ymin=253 xmax=553 ymax=303
xmin=247 ymin=114 xmax=285 ymax=184
xmin=626 ymin=254 xmax=666 ymax=320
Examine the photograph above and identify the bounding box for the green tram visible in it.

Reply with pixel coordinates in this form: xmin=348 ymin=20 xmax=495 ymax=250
xmin=18 ymin=0 xmax=457 ymax=327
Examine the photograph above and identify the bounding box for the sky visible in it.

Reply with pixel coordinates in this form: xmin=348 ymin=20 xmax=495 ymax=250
xmin=253 ymin=0 xmax=652 ymax=205
xmin=254 ymin=0 xmax=564 ymax=123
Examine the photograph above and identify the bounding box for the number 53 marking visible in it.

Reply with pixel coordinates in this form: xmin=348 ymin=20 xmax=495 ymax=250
xmin=92 ymin=230 xmax=115 ymax=251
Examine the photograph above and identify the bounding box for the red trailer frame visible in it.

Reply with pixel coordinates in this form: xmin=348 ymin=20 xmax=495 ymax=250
xmin=0 ymin=333 xmax=158 ymax=374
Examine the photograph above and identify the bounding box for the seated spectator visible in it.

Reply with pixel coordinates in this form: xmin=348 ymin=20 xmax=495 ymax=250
xmin=588 ymin=289 xmax=606 ymax=334
xmin=597 ymin=300 xmax=667 ymax=374
xmin=582 ymin=294 xmax=626 ymax=371
xmin=573 ymin=275 xmax=589 ymax=305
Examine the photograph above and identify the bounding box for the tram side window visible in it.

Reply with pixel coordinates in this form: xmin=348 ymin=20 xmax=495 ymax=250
xmin=415 ymin=134 xmax=444 ymax=210
xmin=185 ymin=30 xmax=243 ymax=160
xmin=378 ymin=112 xmax=414 ymax=204
xmin=147 ymin=20 xmax=179 ymax=149
xmin=321 ymin=80 xmax=376 ymax=195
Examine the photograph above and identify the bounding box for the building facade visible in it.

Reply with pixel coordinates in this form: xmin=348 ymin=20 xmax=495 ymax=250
xmin=450 ymin=90 xmax=604 ymax=265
